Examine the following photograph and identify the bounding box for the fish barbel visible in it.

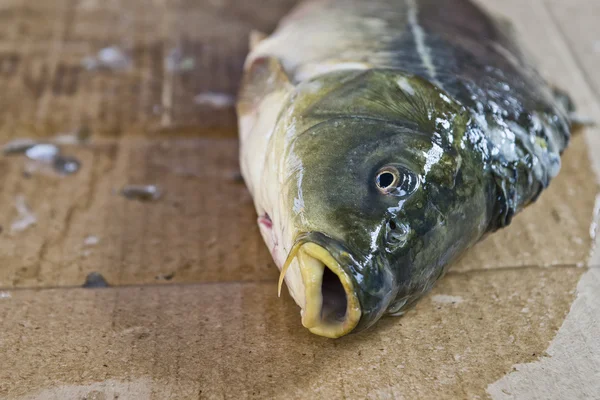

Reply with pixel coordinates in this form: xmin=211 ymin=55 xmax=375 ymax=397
xmin=237 ymin=0 xmax=571 ymax=338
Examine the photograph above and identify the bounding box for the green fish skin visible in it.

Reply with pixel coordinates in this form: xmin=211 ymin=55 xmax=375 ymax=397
xmin=237 ymin=0 xmax=571 ymax=338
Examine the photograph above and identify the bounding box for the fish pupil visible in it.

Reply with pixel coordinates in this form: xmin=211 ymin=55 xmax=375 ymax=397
xmin=378 ymin=172 xmax=395 ymax=188
xmin=388 ymin=220 xmax=397 ymax=230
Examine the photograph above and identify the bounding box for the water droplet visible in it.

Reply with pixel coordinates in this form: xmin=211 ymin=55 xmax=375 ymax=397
xmin=120 ymin=185 xmax=162 ymax=202
xmin=25 ymin=144 xmax=59 ymax=162
xmin=84 ymin=236 xmax=100 ymax=246
xmin=53 ymin=155 xmax=81 ymax=175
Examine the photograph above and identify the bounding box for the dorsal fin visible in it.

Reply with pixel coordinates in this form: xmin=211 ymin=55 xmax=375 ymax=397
xmin=249 ymin=30 xmax=268 ymax=51
xmin=237 ymin=56 xmax=293 ymax=116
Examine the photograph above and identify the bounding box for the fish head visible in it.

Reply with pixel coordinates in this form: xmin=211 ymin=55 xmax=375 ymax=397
xmin=275 ymin=70 xmax=490 ymax=338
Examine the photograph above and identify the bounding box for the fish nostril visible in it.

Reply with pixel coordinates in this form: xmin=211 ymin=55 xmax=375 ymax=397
xmin=321 ymin=267 xmax=348 ymax=323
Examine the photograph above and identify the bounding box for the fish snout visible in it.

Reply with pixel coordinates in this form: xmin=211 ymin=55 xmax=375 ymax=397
xmin=279 ymin=237 xmax=361 ymax=338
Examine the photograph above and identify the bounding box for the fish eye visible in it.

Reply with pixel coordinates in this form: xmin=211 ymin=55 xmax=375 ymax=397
xmin=375 ymin=166 xmax=400 ymax=193
xmin=375 ymin=165 xmax=419 ymax=197
xmin=378 ymin=172 xmax=395 ymax=188
xmin=388 ymin=220 xmax=397 ymax=230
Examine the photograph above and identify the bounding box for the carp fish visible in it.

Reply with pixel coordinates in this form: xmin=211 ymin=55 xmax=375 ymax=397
xmin=236 ymin=0 xmax=573 ymax=338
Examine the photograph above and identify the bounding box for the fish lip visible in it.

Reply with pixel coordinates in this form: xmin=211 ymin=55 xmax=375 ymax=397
xmin=294 ymin=232 xmax=351 ymax=260
xmin=284 ymin=232 xmax=362 ymax=338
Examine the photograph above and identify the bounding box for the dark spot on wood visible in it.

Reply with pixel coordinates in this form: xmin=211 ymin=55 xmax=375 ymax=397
xmin=22 ymin=63 xmax=50 ymax=98
xmin=551 ymin=209 xmax=561 ymax=222
xmin=155 ymin=272 xmax=175 ymax=281
xmin=0 ymin=52 xmax=20 ymax=77
xmin=83 ymin=272 xmax=110 ymax=288
xmin=52 ymin=64 xmax=81 ymax=96
xmin=137 ymin=332 xmax=150 ymax=340
xmin=179 ymin=261 xmax=193 ymax=271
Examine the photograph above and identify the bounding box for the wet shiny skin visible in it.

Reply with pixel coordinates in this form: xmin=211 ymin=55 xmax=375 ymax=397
xmin=237 ymin=0 xmax=572 ymax=337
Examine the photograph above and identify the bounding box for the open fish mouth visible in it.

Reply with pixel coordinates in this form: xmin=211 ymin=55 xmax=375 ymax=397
xmin=279 ymin=241 xmax=361 ymax=338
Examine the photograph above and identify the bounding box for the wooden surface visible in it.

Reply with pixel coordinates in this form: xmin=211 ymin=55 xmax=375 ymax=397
xmin=0 ymin=0 xmax=599 ymax=399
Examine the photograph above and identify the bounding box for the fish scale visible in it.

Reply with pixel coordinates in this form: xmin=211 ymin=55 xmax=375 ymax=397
xmin=237 ymin=0 xmax=572 ymax=338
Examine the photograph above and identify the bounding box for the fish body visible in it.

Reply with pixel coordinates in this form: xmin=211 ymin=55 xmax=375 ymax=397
xmin=237 ymin=0 xmax=571 ymax=338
